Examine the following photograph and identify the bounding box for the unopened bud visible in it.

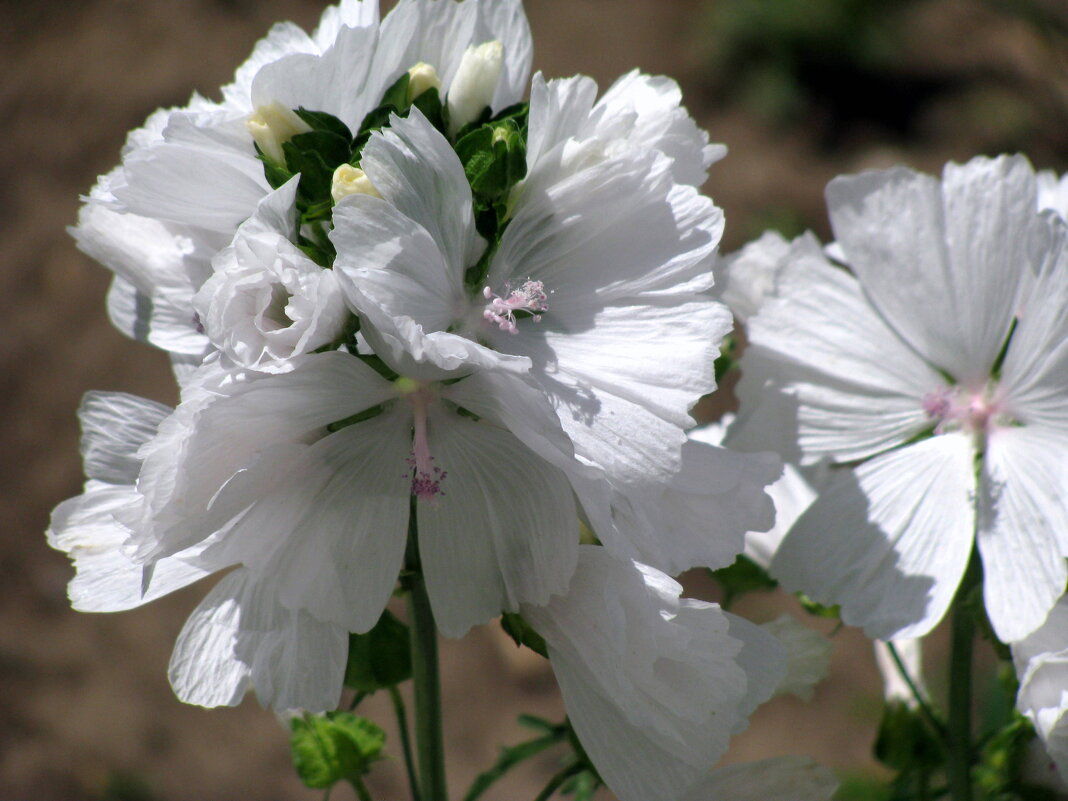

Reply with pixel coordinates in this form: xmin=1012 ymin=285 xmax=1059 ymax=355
xmin=331 ymin=164 xmax=382 ymax=204
xmin=407 ymin=62 xmax=442 ymax=103
xmin=446 ymin=41 xmax=503 ymax=136
xmin=246 ymin=102 xmax=312 ymax=164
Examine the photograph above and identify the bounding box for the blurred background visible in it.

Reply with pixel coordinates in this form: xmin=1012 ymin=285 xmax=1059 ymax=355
xmin=2 ymin=0 xmax=1067 ymax=798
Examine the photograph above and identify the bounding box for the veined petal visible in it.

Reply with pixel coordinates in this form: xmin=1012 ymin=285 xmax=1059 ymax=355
xmin=417 ymin=411 xmax=580 ymax=638
xmin=738 ymin=235 xmax=941 ymax=464
xmin=827 ymin=156 xmax=1037 ymax=385
xmin=522 ymin=548 xmax=749 ymax=801
xmin=524 ymin=72 xmax=599 ymax=172
xmin=1000 ymin=213 xmax=1068 ymax=432
xmin=332 ymin=194 xmax=465 ymax=335
xmin=360 ymin=108 xmax=484 ymax=277
xmin=313 ymin=0 xmax=381 ymax=50
xmin=168 ymin=568 xmax=348 ymax=712
xmin=772 ymin=434 xmax=977 ymax=640
xmin=78 ymin=391 xmax=171 ymax=484
xmin=47 ymin=482 xmax=215 ymax=612
xmin=978 ymin=427 xmax=1068 ymax=642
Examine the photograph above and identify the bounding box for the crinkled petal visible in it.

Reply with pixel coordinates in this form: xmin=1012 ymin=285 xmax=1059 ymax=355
xmin=772 ymin=434 xmax=977 ymax=640
xmin=417 ymin=411 xmax=579 ymax=637
xmin=978 ymin=426 xmax=1068 ymax=642
xmin=168 ymin=568 xmax=348 ymax=712
xmin=48 ymin=482 xmax=215 ymax=612
xmin=1013 ymin=597 xmax=1068 ymax=783
xmin=78 ymin=391 xmax=171 ymax=484
xmin=759 ymin=615 xmax=832 ymax=702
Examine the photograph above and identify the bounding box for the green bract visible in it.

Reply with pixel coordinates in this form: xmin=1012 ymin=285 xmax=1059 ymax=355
xmin=290 ymin=711 xmax=386 ymax=790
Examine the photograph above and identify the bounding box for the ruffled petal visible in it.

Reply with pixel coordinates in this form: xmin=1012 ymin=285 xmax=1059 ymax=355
xmin=168 ymin=568 xmax=348 ymax=712
xmin=78 ymin=391 xmax=171 ymax=484
xmin=772 ymin=434 xmax=977 ymax=640
xmin=682 ymin=757 xmax=838 ymax=801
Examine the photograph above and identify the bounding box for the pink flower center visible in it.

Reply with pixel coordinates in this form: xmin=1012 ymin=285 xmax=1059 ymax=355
xmin=406 ymin=388 xmax=446 ymax=501
xmin=482 ymin=279 xmax=549 ymax=335
xmin=922 ymin=385 xmax=1009 ymax=437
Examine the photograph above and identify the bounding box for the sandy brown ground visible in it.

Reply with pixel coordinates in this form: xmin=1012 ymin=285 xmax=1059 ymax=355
xmin=2 ymin=1 xmax=1066 ymax=799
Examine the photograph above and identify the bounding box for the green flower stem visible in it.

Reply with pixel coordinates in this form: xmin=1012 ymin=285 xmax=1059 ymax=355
xmin=947 ymin=555 xmax=980 ymax=801
xmin=349 ymin=776 xmax=374 ymax=801
xmin=885 ymin=641 xmax=947 ymax=739
xmin=390 ymin=685 xmax=422 ymax=801
xmin=405 ymin=516 xmax=448 ymax=801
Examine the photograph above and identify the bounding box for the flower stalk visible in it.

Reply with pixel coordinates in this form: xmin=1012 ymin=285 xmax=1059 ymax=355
xmin=947 ymin=553 xmax=980 ymax=801
xmin=405 ymin=514 xmax=448 ymax=801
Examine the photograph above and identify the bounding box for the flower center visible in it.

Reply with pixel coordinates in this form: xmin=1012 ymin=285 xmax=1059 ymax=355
xmin=481 ymin=279 xmax=549 ymax=334
xmin=922 ymin=384 xmax=1012 ymax=438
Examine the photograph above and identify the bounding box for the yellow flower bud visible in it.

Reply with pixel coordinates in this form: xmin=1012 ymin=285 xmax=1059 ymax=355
xmin=331 ymin=164 xmax=382 ymax=204
xmin=245 ymin=102 xmax=312 ymax=164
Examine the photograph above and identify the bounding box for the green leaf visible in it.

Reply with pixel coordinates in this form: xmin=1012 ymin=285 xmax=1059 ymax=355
xmin=454 ymin=118 xmax=527 ymax=203
xmin=344 ymin=609 xmax=413 ymax=691
xmin=874 ymin=701 xmax=944 ymax=772
xmin=295 ymin=107 xmax=354 ymax=142
xmin=709 ymin=555 xmax=778 ymax=609
xmin=411 ymin=86 xmax=446 ymax=133
xmin=499 ymin=612 xmax=548 ymax=659
xmin=380 ymin=72 xmax=411 ymax=112
xmin=289 ymin=711 xmax=385 ymax=790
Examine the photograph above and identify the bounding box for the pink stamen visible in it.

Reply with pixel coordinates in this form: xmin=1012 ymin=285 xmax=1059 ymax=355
xmin=921 ymin=385 xmax=1008 ymax=437
xmin=482 ymin=279 xmax=549 ymax=334
xmin=407 ymin=389 xmax=447 ymax=501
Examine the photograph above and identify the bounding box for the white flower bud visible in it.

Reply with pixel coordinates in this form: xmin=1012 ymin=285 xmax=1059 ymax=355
xmin=331 ymin=164 xmax=381 ymax=204
xmin=407 ymin=62 xmax=442 ymax=103
xmin=246 ymin=102 xmax=312 ymax=164
xmin=446 ymin=40 xmax=503 ymax=136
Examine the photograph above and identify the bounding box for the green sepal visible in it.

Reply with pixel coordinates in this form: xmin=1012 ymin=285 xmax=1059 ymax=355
xmin=560 ymin=768 xmax=601 ymax=800
xmin=289 ymin=711 xmax=385 ymax=790
xmin=284 ymin=131 xmax=352 ymax=202
xmin=798 ymin=593 xmax=841 ymax=619
xmin=295 ymin=107 xmax=354 ymax=142
xmin=343 ymin=609 xmax=413 ymax=692
xmin=709 ymin=555 xmax=778 ymax=609
xmin=499 ymin=612 xmax=548 ymax=659
xmin=714 ymin=334 xmax=739 ymax=383
xmin=296 ymin=241 xmax=334 ymax=268
xmin=411 ymin=86 xmax=447 ymax=134
xmin=254 ymin=142 xmax=294 ymax=190
xmin=352 ymin=72 xmax=413 ymax=155
xmin=874 ymin=700 xmax=945 ymax=772
xmin=454 ymin=117 xmax=527 ymax=203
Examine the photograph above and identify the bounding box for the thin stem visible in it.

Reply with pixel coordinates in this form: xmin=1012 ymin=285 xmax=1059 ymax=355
xmin=348 ymin=776 xmax=374 ymax=801
xmin=390 ymin=685 xmax=422 ymax=801
xmin=885 ymin=642 xmax=947 ymax=740
xmin=947 ymin=555 xmax=980 ymax=801
xmin=347 ymin=690 xmax=368 ymax=712
xmin=405 ymin=513 xmax=448 ymax=801
xmin=532 ymin=763 xmax=583 ymax=801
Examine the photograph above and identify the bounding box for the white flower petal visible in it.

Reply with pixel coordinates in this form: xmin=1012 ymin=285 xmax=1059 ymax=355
xmin=48 ymin=482 xmax=214 ymax=612
xmin=417 ymin=411 xmax=580 ymax=638
xmin=78 ymin=391 xmax=171 ymax=484
xmin=978 ymin=426 xmax=1068 ymax=642
xmin=168 ymin=568 xmax=348 ymax=712
xmin=1013 ymin=597 xmax=1068 ymax=784
xmin=724 ymin=612 xmax=788 ymax=723
xmin=759 ymin=615 xmax=832 ymax=702
xmin=772 ymin=434 xmax=977 ymax=640
xmin=1000 ymin=213 xmax=1068 ymax=432
xmin=826 ymin=156 xmax=1037 ymax=384
xmin=223 ymin=22 xmax=319 ymax=110
xmin=682 ymin=756 xmax=838 ymax=801
xmin=523 ymin=548 xmax=749 ymax=801
xmin=737 ymin=236 xmax=941 ymax=464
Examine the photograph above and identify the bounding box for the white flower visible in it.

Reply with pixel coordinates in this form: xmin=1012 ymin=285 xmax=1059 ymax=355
xmin=73 ymin=0 xmax=532 ymax=361
xmin=47 ymin=391 xmax=349 ymax=711
xmin=1013 ymin=596 xmax=1068 ymax=785
xmin=521 ymin=546 xmax=787 ymax=801
xmin=330 ymin=85 xmax=754 ymax=575
xmin=728 ymin=155 xmax=1068 ymax=642
xmin=192 ymin=180 xmax=349 ymax=370
xmin=121 ymin=352 xmax=583 ymax=641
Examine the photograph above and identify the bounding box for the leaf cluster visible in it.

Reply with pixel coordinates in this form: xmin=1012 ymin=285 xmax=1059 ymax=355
xmin=290 ymin=711 xmax=386 ymax=791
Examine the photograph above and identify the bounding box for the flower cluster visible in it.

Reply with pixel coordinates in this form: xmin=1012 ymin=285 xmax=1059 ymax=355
xmin=49 ymin=1 xmax=836 ymax=799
